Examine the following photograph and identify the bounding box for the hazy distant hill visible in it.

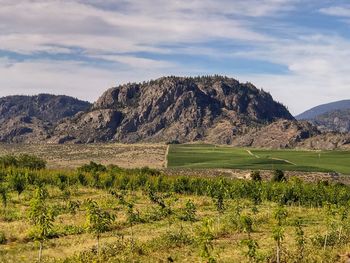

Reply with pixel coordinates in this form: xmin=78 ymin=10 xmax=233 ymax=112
xmin=296 ymin=100 xmax=350 ymax=133
xmin=296 ymin=100 xmax=350 ymax=120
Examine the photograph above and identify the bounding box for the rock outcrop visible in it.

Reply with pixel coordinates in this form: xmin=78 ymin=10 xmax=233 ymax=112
xmin=49 ymin=76 xmax=294 ymax=144
xmin=0 ymin=94 xmax=91 ymax=143
xmin=233 ymin=120 xmax=320 ymax=148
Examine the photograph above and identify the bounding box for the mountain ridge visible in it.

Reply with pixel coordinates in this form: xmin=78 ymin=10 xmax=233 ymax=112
xmin=0 ymin=76 xmax=348 ymax=149
xmin=49 ymin=75 xmax=294 ymax=144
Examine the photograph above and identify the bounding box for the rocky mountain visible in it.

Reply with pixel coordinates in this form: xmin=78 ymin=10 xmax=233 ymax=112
xmin=2 ymin=76 xmax=347 ymax=149
xmin=296 ymin=100 xmax=350 ymax=133
xmin=296 ymin=100 xmax=350 ymax=120
xmin=49 ymin=76 xmax=294 ymax=144
xmin=233 ymin=120 xmax=320 ymax=149
xmin=308 ymin=109 xmax=350 ymax=133
xmin=298 ymin=132 xmax=350 ymax=150
xmin=0 ymin=94 xmax=91 ymax=143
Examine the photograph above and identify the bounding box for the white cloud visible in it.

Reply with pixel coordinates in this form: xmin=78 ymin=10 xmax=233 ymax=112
xmin=0 ymin=0 xmax=349 ymax=115
xmin=0 ymin=58 xmax=188 ymax=102
xmin=319 ymin=5 xmax=350 ymax=17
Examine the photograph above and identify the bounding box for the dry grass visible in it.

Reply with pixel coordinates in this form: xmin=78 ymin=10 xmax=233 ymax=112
xmin=0 ymin=143 xmax=167 ymax=169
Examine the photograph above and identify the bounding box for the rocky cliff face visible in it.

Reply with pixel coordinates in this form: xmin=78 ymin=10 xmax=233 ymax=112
xmin=0 ymin=94 xmax=91 ymax=143
xmin=311 ymin=109 xmax=350 ymax=133
xmin=296 ymin=100 xmax=350 ymax=133
xmin=49 ymin=76 xmax=294 ymax=144
xmin=233 ymin=120 xmax=320 ymax=149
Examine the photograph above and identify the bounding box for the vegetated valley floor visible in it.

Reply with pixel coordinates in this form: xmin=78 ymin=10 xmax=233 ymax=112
xmin=0 ymin=143 xmax=167 ymax=170
xmin=167 ymin=144 xmax=350 ymax=175
xmin=1 ymin=143 xmax=349 ymax=175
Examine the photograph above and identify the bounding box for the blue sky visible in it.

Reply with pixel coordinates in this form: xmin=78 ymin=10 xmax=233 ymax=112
xmin=0 ymin=0 xmax=350 ymax=115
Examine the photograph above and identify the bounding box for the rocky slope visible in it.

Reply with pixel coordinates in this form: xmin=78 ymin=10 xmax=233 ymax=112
xmin=233 ymin=120 xmax=320 ymax=149
xmin=296 ymin=100 xmax=350 ymax=133
xmin=2 ymin=76 xmax=347 ymax=149
xmin=310 ymin=109 xmax=350 ymax=133
xmin=0 ymin=94 xmax=91 ymax=143
xmin=49 ymin=76 xmax=294 ymax=144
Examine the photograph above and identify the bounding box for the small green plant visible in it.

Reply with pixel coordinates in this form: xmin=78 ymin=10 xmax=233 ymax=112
xmin=294 ymin=217 xmax=306 ymax=262
xmin=28 ymin=186 xmax=56 ymax=263
xmin=84 ymin=199 xmax=115 ymax=256
xmin=0 ymin=184 xmax=8 ymax=208
xmin=209 ymin=179 xmax=227 ymax=215
xmin=241 ymin=238 xmax=259 ymax=263
xmin=67 ymin=200 xmax=80 ymax=215
xmin=9 ymin=172 xmax=26 ymax=198
xmin=240 ymin=215 xmax=254 ymax=238
xmin=179 ymin=199 xmax=197 ymax=222
xmin=197 ymin=219 xmax=216 ymax=263
xmin=273 ymin=206 xmax=288 ymax=263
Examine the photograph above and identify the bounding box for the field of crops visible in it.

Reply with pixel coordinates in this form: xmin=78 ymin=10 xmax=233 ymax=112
xmin=168 ymin=144 xmax=350 ymax=174
xmin=2 ymin=156 xmax=350 ymax=262
xmin=2 ymin=154 xmax=350 ymax=262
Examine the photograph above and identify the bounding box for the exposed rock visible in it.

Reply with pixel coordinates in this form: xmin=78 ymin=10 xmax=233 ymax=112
xmin=311 ymin=109 xmax=350 ymax=133
xmin=297 ymin=133 xmax=350 ymax=150
xmin=0 ymin=94 xmax=91 ymax=124
xmin=51 ymin=76 xmax=294 ymax=144
xmin=0 ymin=94 xmax=91 ymax=143
xmin=296 ymin=100 xmax=350 ymax=133
xmin=0 ymin=115 xmax=50 ymax=143
xmin=232 ymin=120 xmax=320 ymax=148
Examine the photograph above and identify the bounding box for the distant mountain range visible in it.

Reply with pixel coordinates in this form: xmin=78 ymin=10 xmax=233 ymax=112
xmin=296 ymin=100 xmax=350 ymax=133
xmin=0 ymin=76 xmax=349 ymax=149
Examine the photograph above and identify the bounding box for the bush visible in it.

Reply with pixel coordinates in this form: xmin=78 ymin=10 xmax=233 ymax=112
xmin=166 ymin=140 xmax=180 ymax=145
xmin=17 ymin=154 xmax=46 ymax=170
xmin=78 ymin=161 xmax=107 ymax=173
xmin=0 ymin=231 xmax=6 ymax=244
xmin=272 ymin=170 xmax=286 ymax=182
xmin=0 ymin=154 xmax=46 ymax=170
xmin=250 ymin=171 xmax=262 ymax=182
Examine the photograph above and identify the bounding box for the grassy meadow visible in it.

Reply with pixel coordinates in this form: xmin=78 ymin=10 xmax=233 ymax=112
xmin=168 ymin=144 xmax=350 ymax=174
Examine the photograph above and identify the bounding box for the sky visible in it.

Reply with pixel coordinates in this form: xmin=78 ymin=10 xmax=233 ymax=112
xmin=0 ymin=0 xmax=350 ymax=115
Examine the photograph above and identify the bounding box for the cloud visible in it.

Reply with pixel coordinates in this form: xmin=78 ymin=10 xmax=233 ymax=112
xmin=319 ymin=5 xmax=350 ymax=17
xmin=0 ymin=0 xmax=349 ymax=114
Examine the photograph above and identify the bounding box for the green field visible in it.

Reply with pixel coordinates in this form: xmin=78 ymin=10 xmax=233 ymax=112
xmin=168 ymin=144 xmax=350 ymax=174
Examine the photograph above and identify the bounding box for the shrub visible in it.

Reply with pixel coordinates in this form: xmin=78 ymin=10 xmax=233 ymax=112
xmin=166 ymin=140 xmax=180 ymax=145
xmin=17 ymin=154 xmax=46 ymax=170
xmin=250 ymin=171 xmax=262 ymax=182
xmin=0 ymin=154 xmax=46 ymax=170
xmin=0 ymin=231 xmax=6 ymax=244
xmin=78 ymin=162 xmax=107 ymax=174
xmin=272 ymin=170 xmax=286 ymax=182
xmin=179 ymin=199 xmax=197 ymax=222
